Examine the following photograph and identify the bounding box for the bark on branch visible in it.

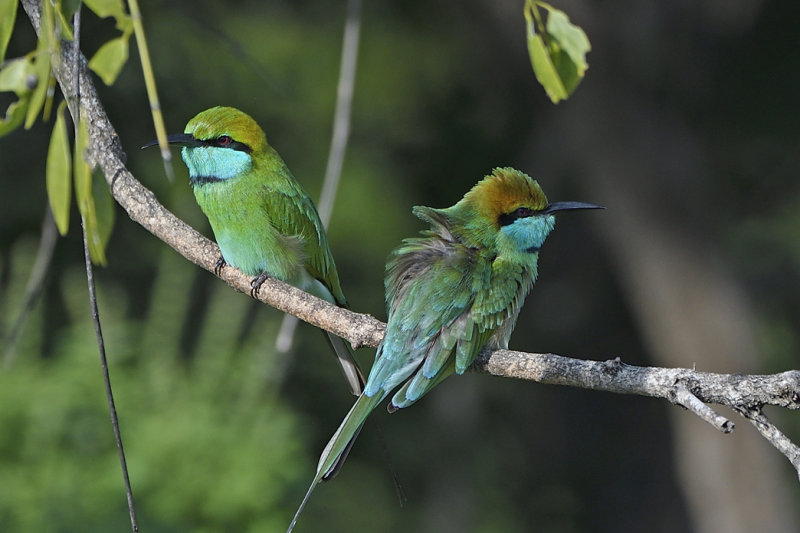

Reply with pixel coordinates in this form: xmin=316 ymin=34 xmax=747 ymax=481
xmin=22 ymin=0 xmax=800 ymax=482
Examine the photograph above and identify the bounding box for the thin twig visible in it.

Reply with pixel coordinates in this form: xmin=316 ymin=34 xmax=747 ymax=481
xmin=738 ymin=407 xmax=800 ymax=482
xmin=80 ymin=218 xmax=139 ymax=532
xmin=276 ymin=0 xmax=363 ymax=353
xmin=73 ymin=8 xmax=138 ymax=532
xmin=317 ymin=0 xmax=362 ymax=226
xmin=672 ymin=382 xmax=734 ymax=433
xmin=128 ymin=0 xmax=174 ymax=181
xmin=3 ymin=209 xmax=58 ymax=368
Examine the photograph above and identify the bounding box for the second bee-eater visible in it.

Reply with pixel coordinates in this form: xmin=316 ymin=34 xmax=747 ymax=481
xmin=144 ymin=106 xmax=364 ymax=397
xmin=288 ymin=167 xmax=603 ymax=532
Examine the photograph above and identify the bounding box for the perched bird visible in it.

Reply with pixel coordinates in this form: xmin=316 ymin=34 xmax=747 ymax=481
xmin=143 ymin=106 xmax=364 ymax=397
xmin=288 ymin=167 xmax=603 ymax=532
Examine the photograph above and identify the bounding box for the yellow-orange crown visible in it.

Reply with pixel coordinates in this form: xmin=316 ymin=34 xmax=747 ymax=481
xmin=460 ymin=167 xmax=548 ymax=226
xmin=184 ymin=106 xmax=268 ymax=153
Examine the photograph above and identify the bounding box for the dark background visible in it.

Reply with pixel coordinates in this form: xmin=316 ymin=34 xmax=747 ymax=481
xmin=1 ymin=1 xmax=799 ymax=531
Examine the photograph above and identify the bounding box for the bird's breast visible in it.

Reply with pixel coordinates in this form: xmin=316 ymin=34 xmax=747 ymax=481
xmin=192 ymin=181 xmax=305 ymax=282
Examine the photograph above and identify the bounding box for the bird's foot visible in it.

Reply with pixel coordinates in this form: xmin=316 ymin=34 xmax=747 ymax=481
xmin=213 ymin=256 xmax=226 ymax=276
xmin=250 ymin=273 xmax=269 ymax=298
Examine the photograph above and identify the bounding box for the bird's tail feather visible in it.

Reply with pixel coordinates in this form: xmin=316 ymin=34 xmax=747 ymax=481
xmin=325 ymin=331 xmax=365 ymax=396
xmin=287 ymin=391 xmax=386 ymax=533
xmin=307 ymin=279 xmax=365 ymax=397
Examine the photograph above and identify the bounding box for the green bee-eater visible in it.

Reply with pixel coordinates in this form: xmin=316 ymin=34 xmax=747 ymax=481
xmin=144 ymin=106 xmax=364 ymax=397
xmin=288 ymin=167 xmax=603 ymax=531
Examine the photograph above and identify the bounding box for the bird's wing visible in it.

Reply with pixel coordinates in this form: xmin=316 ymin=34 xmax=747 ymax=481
xmin=260 ymin=183 xmax=347 ymax=306
xmin=365 ymin=205 xmax=528 ymax=409
xmin=369 ymin=205 xmax=534 ymax=409
xmin=364 ymin=227 xmax=478 ymax=394
xmin=260 ymin=184 xmax=363 ymax=397
xmin=389 ymin=257 xmax=530 ymax=409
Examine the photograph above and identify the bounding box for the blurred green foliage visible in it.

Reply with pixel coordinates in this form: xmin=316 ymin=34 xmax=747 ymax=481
xmin=1 ymin=1 xmax=799 ymax=532
xmin=0 ymin=239 xmax=306 ymax=531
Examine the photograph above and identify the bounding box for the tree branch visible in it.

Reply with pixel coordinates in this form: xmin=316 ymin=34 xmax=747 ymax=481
xmin=738 ymin=407 xmax=800 ymax=482
xmin=21 ymin=0 xmax=800 ymax=482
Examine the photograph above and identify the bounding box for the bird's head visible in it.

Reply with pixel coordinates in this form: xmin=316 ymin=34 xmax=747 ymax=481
xmin=450 ymin=167 xmax=603 ymax=254
xmin=143 ymin=106 xmax=268 ymax=185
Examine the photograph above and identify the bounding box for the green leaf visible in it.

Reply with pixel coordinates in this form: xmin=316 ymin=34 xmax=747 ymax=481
xmin=41 ymin=75 xmax=57 ymax=121
xmin=0 ymin=0 xmax=18 ymax=64
xmin=83 ymin=0 xmax=131 ymax=32
xmin=25 ymin=0 xmax=56 ymax=129
xmin=54 ymin=0 xmax=75 ymax=41
xmin=92 ymin=168 xmax=115 ymax=257
xmin=546 ymin=10 xmax=590 ymax=78
xmin=60 ymin=0 xmax=83 ymax=16
xmin=73 ymin=116 xmax=108 ymax=265
xmin=24 ymin=52 xmax=51 ymax=128
xmin=524 ymin=1 xmax=591 ymax=103
xmin=83 ymin=0 xmax=126 ymax=20
xmin=116 ymin=14 xmax=133 ymax=34
xmin=0 ymin=54 xmax=34 ymax=137
xmin=46 ymin=101 xmax=72 ymax=235
xmin=89 ymin=35 xmax=130 ymax=86
xmin=0 ymin=96 xmax=30 ymax=137
xmin=528 ymin=31 xmax=567 ymax=103
xmin=0 ymin=56 xmax=35 ymax=94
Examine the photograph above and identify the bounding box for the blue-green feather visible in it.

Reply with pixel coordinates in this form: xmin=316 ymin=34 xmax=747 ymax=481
xmin=288 ymin=168 xmax=589 ymax=533
xmin=181 ymin=145 xmax=252 ymax=181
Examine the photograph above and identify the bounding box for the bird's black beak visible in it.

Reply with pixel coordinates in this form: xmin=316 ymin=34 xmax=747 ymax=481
xmin=140 ymin=133 xmax=201 ymax=150
xmin=541 ymin=201 xmax=605 ymax=214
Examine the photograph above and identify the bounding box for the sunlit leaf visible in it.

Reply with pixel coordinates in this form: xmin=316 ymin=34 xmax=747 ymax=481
xmin=46 ymin=101 xmax=72 ymax=235
xmin=73 ymin=115 xmax=108 ymax=265
xmin=83 ymin=0 xmax=126 ymax=21
xmin=54 ymin=0 xmax=75 ymax=41
xmin=0 ymin=55 xmax=33 ymax=137
xmin=528 ymin=31 xmax=566 ymax=103
xmin=115 ymin=13 xmax=133 ymax=34
xmin=25 ymin=0 xmax=56 ymax=129
xmin=546 ymin=10 xmax=590 ymax=78
xmin=42 ymin=75 xmax=57 ymax=121
xmin=89 ymin=34 xmax=130 ymax=86
xmin=23 ymin=54 xmax=51 ymax=129
xmin=0 ymin=96 xmax=29 ymax=137
xmin=0 ymin=56 xmax=35 ymax=94
xmin=0 ymin=0 xmax=18 ymax=64
xmin=524 ymin=1 xmax=591 ymax=103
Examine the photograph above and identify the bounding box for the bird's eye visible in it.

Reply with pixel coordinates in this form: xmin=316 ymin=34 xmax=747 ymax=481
xmin=498 ymin=206 xmax=535 ymax=227
xmin=217 ymin=135 xmax=232 ymax=146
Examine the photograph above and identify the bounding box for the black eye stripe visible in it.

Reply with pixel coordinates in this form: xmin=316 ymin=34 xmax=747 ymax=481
xmin=200 ymin=136 xmax=252 ymax=153
xmin=498 ymin=206 xmax=535 ymax=227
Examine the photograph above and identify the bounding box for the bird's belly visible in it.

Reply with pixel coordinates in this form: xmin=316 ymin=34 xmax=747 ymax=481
xmin=195 ymin=186 xmax=304 ymax=283
xmin=212 ymin=221 xmax=305 ymax=283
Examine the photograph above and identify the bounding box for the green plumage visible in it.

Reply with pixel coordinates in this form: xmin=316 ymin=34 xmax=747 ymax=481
xmin=287 ymin=168 xmax=603 ymax=532
xmin=151 ymin=106 xmax=363 ymax=397
xmin=190 ymin=143 xmax=346 ymax=303
xmin=184 ymin=107 xmax=346 ymax=302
